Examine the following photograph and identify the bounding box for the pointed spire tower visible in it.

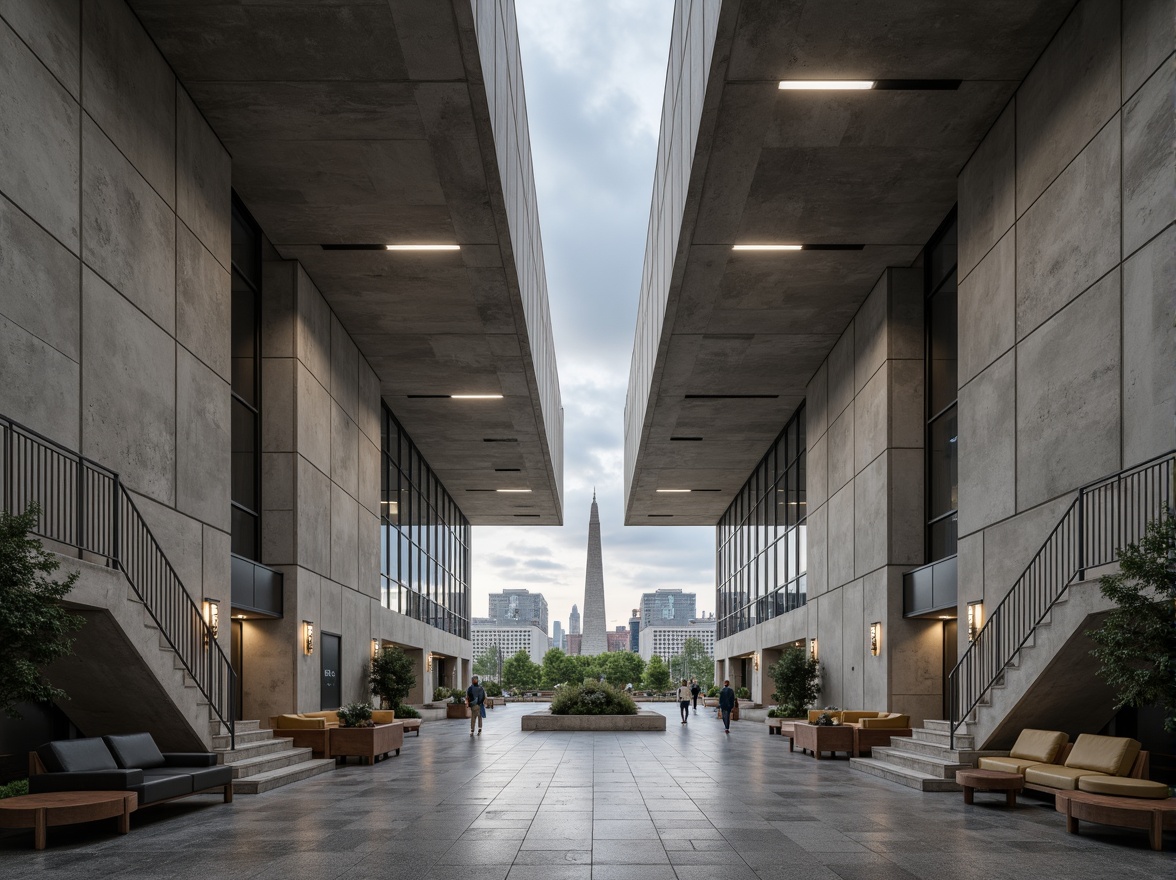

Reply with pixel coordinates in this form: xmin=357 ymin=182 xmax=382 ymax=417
xmin=580 ymin=489 xmax=607 ymax=655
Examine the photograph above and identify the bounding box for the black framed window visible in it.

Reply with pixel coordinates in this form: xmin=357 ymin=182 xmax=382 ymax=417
xmin=716 ymin=404 xmax=807 ymax=640
xmin=380 ymin=406 xmax=471 ymax=639
xmin=925 ymin=211 xmax=958 ymax=562
xmin=230 ymin=197 xmax=262 ymax=559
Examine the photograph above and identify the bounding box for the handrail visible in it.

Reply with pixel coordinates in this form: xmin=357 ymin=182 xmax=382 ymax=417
xmin=947 ymin=451 xmax=1174 ymax=748
xmin=1 ymin=415 xmax=235 ymax=749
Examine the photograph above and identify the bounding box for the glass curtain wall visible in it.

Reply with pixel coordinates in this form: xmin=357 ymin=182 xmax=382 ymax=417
xmin=925 ymin=212 xmax=958 ymax=562
xmin=380 ymin=405 xmax=471 ymax=638
xmin=716 ymin=404 xmax=807 ymax=640
xmin=230 ymin=198 xmax=262 ymax=559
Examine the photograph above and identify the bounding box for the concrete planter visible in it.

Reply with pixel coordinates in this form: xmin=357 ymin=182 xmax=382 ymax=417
xmin=521 ymin=710 xmax=667 ymax=732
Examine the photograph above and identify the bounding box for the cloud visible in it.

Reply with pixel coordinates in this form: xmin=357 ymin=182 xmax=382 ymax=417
xmin=472 ymin=2 xmax=715 ymax=634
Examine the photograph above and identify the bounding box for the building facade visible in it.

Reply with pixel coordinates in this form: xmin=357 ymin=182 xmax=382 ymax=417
xmin=638 ymin=619 xmax=717 ymax=663
xmin=471 ymin=623 xmax=548 ymax=666
xmin=489 ymin=588 xmax=549 ymax=634
xmin=623 ymin=0 xmax=1174 ymax=777
xmin=0 ymin=0 xmax=563 ymax=764
xmin=628 ymin=610 xmax=641 ymax=652
xmin=580 ymin=492 xmax=608 ymax=654
xmin=568 ymin=604 xmax=581 ymax=635
xmin=552 ymin=620 xmax=564 ymax=652
xmin=640 ymin=588 xmax=697 ymax=628
xmin=606 ymin=629 xmax=632 ymax=652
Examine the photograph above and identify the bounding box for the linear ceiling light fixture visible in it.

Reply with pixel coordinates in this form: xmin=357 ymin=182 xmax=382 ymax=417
xmin=670 ymin=436 xmax=704 ymax=441
xmin=779 ymin=80 xmax=875 ymax=90
xmin=732 ymin=244 xmax=864 ymax=251
xmin=451 ymin=394 xmax=502 ymax=399
xmin=496 ymin=489 xmax=532 ymax=493
xmin=656 ymin=489 xmax=692 ymax=493
xmin=385 ymin=244 xmax=460 ymax=251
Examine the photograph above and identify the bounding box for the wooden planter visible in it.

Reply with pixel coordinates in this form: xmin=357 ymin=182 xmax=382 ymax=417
xmin=328 ymin=723 xmax=404 ymax=764
xmin=447 ymin=704 xmax=471 ymax=719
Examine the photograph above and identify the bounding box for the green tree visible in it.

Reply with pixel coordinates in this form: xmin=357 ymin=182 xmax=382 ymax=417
xmin=569 ymin=653 xmax=603 ymax=684
xmin=668 ymin=638 xmax=713 ymax=689
xmin=1088 ymin=511 xmax=1176 ymax=732
xmin=768 ymin=645 xmax=821 ymax=717
xmin=643 ymin=654 xmax=671 ymax=692
xmin=541 ymin=647 xmax=579 ymax=687
xmin=601 ymin=651 xmax=645 ymax=688
xmin=369 ymin=645 xmax=416 ymax=711
xmin=473 ymin=644 xmax=501 ymax=680
xmin=502 ymin=650 xmax=541 ymax=692
xmin=0 ymin=505 xmax=84 ymax=718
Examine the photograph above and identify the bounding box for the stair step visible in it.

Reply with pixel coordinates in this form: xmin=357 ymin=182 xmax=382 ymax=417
xmin=870 ymin=746 xmax=970 ymax=778
xmin=209 ymin=718 xmax=261 ymax=738
xmin=850 ymin=757 xmax=962 ymax=792
xmin=212 ymin=728 xmax=272 ymax=750
xmin=923 ymin=719 xmax=970 ymax=734
xmin=913 ymin=728 xmax=976 ymax=749
xmin=886 ymin=736 xmax=1005 ymax=762
xmin=214 ymin=736 xmax=287 ymax=763
xmin=232 ymin=759 xmax=336 ymax=795
xmin=224 ymin=746 xmax=314 ymax=779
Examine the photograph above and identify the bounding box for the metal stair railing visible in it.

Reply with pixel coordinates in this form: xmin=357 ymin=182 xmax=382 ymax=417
xmin=947 ymin=451 xmax=1174 ymax=748
xmin=1 ymin=415 xmax=235 ymax=749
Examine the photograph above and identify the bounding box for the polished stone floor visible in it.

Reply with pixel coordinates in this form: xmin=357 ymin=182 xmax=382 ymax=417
xmin=1 ymin=702 xmax=1171 ymax=879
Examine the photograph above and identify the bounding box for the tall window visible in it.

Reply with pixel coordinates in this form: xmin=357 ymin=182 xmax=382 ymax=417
xmin=925 ymin=212 xmax=958 ymax=561
xmin=716 ymin=404 xmax=807 ymax=640
xmin=230 ymin=199 xmax=262 ymax=559
xmin=380 ymin=406 xmax=471 ymax=639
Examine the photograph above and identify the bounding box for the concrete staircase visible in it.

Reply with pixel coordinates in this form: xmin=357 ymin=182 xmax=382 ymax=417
xmin=850 ymin=720 xmax=1007 ymax=791
xmin=211 ymin=720 xmax=335 ymax=794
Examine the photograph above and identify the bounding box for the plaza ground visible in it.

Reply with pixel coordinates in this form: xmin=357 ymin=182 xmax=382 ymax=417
xmin=1 ymin=703 xmax=1170 ymax=879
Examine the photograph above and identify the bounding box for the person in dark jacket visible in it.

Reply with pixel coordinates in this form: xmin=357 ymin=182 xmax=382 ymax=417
xmin=718 ymin=679 xmax=736 ymax=734
xmin=689 ymin=679 xmax=701 ymax=713
xmin=467 ymin=675 xmax=487 ymax=735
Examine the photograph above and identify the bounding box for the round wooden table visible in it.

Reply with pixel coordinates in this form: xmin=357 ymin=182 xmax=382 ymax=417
xmin=955 ymin=769 xmax=1024 ymax=807
xmin=1055 ymin=789 xmax=1176 ymax=851
xmin=0 ymin=791 xmax=137 ymax=850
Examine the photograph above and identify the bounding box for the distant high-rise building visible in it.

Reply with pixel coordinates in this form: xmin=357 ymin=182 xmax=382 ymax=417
xmin=472 ymin=622 xmax=548 ymax=667
xmin=566 ymin=633 xmax=582 ymax=656
xmin=606 ymin=630 xmax=631 ymax=652
xmin=569 ymin=604 xmax=580 ymax=635
xmin=628 ymin=609 xmax=641 ymax=652
xmin=552 ymin=621 xmax=563 ymax=653
xmin=489 ymin=589 xmax=548 ymax=634
xmin=638 ymin=618 xmax=717 ymax=663
xmin=581 ymin=491 xmax=607 ymax=654
xmin=640 ymin=588 xmax=696 ymax=628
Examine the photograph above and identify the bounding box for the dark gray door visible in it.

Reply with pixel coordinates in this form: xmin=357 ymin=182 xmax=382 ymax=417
xmin=321 ymin=632 xmax=341 ymax=710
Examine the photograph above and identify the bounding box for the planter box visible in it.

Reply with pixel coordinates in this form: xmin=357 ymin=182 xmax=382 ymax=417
xmin=521 ymin=711 xmax=666 ymax=732
xmin=328 ymin=723 xmax=404 ymax=764
xmin=447 ymin=704 xmax=471 ymax=719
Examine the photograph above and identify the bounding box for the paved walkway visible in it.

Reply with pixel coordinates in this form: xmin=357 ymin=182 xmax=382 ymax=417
xmin=1 ymin=703 xmax=1171 ymax=878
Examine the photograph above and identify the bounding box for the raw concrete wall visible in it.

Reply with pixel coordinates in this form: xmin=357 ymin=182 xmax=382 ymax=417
xmin=803 ymin=269 xmax=939 ymax=725
xmin=0 ymin=0 xmax=231 ymax=655
xmin=955 ymin=0 xmax=1175 ymax=659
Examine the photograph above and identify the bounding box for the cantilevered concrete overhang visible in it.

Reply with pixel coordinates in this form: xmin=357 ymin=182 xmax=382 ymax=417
xmin=624 ymin=0 xmax=1076 ymax=525
xmin=131 ymin=0 xmax=563 ymax=524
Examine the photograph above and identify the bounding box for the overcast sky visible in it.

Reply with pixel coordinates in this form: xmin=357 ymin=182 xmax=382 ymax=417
xmin=471 ymin=1 xmax=714 ymax=635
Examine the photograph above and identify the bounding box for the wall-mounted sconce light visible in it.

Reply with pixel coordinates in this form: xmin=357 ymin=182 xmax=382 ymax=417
xmin=753 ymin=652 xmax=760 ymax=671
xmin=303 ymin=621 xmax=315 ymax=655
xmin=371 ymin=638 xmax=380 ymax=659
xmin=967 ymin=601 xmax=983 ymax=642
xmin=809 ymin=638 xmax=818 ymax=660
xmin=870 ymin=622 xmax=881 ymax=656
xmin=426 ymin=653 xmax=433 ymax=671
xmin=203 ymin=599 xmax=220 ymax=643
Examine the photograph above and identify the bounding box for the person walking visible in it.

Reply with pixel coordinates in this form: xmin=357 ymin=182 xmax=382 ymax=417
xmin=677 ymin=678 xmax=691 ymax=724
xmin=467 ymin=674 xmax=487 ymax=736
xmin=689 ymin=678 xmax=701 ymax=714
xmin=718 ymin=679 xmax=736 ymax=734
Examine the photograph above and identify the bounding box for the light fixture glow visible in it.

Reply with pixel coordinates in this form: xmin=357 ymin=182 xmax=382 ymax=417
xmin=303 ymin=621 xmax=315 ymax=656
xmin=496 ymin=489 xmax=532 ymax=493
xmin=656 ymin=489 xmax=692 ymax=493
xmin=203 ymin=600 xmax=220 ymax=643
xmin=967 ymin=601 xmax=983 ymax=642
xmin=809 ymin=638 xmax=818 ymax=660
xmin=870 ymin=622 xmax=881 ymax=656
xmin=778 ymin=80 xmax=876 ymax=90
xmin=372 ymin=638 xmax=380 ymax=659
xmin=732 ymin=244 xmax=803 ymax=251
xmin=384 ymin=244 xmax=460 ymax=251
xmin=450 ymin=394 xmax=503 ymax=399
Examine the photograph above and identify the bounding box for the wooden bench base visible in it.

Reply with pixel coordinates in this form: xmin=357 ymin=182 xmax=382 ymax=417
xmin=1055 ymin=790 xmax=1176 ymax=851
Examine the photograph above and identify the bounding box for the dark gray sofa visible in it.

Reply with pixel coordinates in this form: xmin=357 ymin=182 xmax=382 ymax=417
xmin=29 ymin=733 xmax=232 ymax=805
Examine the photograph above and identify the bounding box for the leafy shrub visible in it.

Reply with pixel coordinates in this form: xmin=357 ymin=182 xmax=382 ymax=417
xmin=767 ymin=706 xmax=799 ymax=718
xmin=768 ymin=647 xmax=822 ymax=717
xmin=432 ymin=686 xmax=451 ymax=702
xmin=483 ymin=680 xmax=503 ymax=697
xmin=394 ymin=705 xmax=421 ymax=719
xmin=736 ymin=687 xmax=750 ymax=700
xmin=450 ymin=692 xmax=466 ymax=704
xmin=549 ymin=681 xmax=638 ymax=716
xmin=0 ymin=779 xmax=29 ymax=799
xmin=337 ymin=702 xmax=374 ymax=728
xmin=706 ymin=686 xmax=719 ymax=698
xmin=370 ymin=645 xmax=416 ymax=712
xmin=814 ymin=712 xmax=836 ymax=726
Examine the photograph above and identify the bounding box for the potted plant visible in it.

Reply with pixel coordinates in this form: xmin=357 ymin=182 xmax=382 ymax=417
xmin=336 ymin=702 xmax=374 ymax=728
xmin=767 ymin=646 xmax=821 ymax=720
xmin=447 ymin=691 xmax=471 ymax=719
xmin=370 ymin=645 xmax=416 ymax=714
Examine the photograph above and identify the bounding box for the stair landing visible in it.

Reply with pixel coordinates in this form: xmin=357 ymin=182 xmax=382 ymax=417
xmin=213 ymin=721 xmax=335 ymax=794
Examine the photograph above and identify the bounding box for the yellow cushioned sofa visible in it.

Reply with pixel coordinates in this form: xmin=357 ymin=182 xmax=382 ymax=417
xmin=980 ymin=731 xmax=1158 ymax=797
xmin=372 ymin=710 xmax=422 ymax=736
